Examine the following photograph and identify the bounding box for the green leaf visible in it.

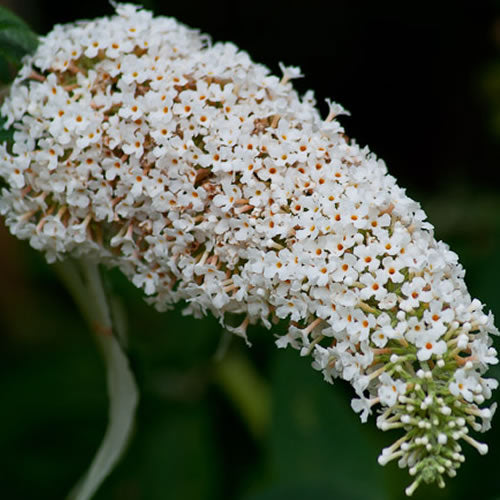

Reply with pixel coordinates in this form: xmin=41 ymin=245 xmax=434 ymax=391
xmin=104 ymin=405 xmax=221 ymax=500
xmin=0 ymin=6 xmax=38 ymax=64
xmin=266 ymin=350 xmax=388 ymax=500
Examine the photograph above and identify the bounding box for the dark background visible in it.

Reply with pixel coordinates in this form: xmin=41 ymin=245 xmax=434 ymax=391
xmin=0 ymin=1 xmax=499 ymax=499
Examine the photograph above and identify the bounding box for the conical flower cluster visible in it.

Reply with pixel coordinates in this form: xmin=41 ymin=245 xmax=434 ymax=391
xmin=0 ymin=4 xmax=497 ymax=494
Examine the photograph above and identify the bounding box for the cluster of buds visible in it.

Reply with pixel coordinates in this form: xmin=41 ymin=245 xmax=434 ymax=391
xmin=0 ymin=4 xmax=497 ymax=494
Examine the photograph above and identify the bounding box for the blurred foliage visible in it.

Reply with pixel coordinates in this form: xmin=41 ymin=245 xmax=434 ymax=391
xmin=0 ymin=1 xmax=499 ymax=500
xmin=0 ymin=5 xmax=38 ymax=82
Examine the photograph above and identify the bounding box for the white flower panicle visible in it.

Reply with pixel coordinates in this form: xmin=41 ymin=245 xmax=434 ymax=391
xmin=0 ymin=4 xmax=497 ymax=494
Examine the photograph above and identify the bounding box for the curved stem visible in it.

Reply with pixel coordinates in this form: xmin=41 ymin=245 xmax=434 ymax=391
xmin=213 ymin=348 xmax=271 ymax=440
xmin=54 ymin=258 xmax=139 ymax=500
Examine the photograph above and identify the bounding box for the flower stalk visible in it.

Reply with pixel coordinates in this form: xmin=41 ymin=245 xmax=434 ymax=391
xmin=54 ymin=258 xmax=138 ymax=500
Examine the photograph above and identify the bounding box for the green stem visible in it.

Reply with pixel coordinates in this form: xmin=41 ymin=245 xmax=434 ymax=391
xmin=54 ymin=258 xmax=139 ymax=500
xmin=213 ymin=348 xmax=271 ymax=440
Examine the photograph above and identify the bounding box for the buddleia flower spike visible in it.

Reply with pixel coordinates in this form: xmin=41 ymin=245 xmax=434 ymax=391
xmin=0 ymin=4 xmax=497 ymax=496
